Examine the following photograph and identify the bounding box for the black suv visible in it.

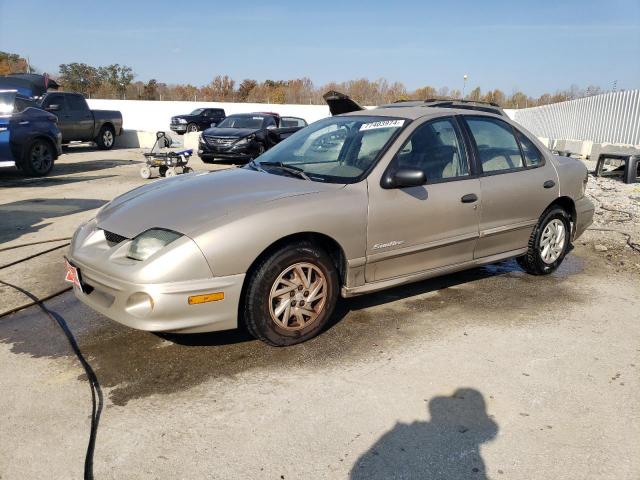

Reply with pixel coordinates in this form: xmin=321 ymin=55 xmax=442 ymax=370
xmin=198 ymin=113 xmax=307 ymax=163
xmin=170 ymin=108 xmax=226 ymax=134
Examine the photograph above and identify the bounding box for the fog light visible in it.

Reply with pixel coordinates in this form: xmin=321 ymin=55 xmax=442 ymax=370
xmin=125 ymin=292 xmax=154 ymax=317
xmin=188 ymin=292 xmax=224 ymax=305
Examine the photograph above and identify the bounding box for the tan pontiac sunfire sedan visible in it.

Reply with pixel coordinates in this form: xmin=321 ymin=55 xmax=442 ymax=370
xmin=67 ymin=96 xmax=594 ymax=346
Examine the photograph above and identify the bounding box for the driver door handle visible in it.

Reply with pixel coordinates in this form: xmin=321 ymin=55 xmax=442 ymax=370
xmin=461 ymin=193 xmax=478 ymax=203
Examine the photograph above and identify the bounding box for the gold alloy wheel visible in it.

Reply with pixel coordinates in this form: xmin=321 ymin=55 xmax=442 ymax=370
xmin=268 ymin=262 xmax=327 ymax=331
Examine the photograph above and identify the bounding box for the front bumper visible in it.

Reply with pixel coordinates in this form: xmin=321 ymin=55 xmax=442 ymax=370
xmin=573 ymin=196 xmax=595 ymax=240
xmin=170 ymin=124 xmax=187 ymax=132
xmin=68 ymin=220 xmax=244 ymax=333
xmin=198 ymin=139 xmax=259 ymax=162
xmin=70 ymin=257 xmax=245 ymax=333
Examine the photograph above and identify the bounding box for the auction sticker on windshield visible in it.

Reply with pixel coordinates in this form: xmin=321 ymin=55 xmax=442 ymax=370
xmin=360 ymin=119 xmax=405 ymax=131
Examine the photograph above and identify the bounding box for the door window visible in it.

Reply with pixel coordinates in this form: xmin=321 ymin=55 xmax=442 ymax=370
xmin=263 ymin=116 xmax=277 ymax=129
xmin=515 ymin=130 xmax=543 ymax=167
xmin=42 ymin=94 xmax=66 ymax=111
xmin=281 ymin=117 xmax=307 ymax=128
xmin=393 ymin=118 xmax=469 ymax=181
xmin=66 ymin=95 xmax=88 ymax=111
xmin=465 ymin=117 xmax=524 ymax=173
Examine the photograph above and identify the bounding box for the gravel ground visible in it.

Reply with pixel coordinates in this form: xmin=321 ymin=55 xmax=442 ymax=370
xmin=579 ymin=166 xmax=640 ymax=272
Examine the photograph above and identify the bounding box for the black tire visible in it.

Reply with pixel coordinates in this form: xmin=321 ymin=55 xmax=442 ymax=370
xmin=242 ymin=241 xmax=339 ymax=346
xmin=159 ymin=166 xmax=168 ymax=177
xmin=21 ymin=138 xmax=55 ymax=177
xmin=96 ymin=125 xmax=115 ymax=150
xmin=517 ymin=207 xmax=571 ymax=275
xmin=186 ymin=123 xmax=198 ymax=133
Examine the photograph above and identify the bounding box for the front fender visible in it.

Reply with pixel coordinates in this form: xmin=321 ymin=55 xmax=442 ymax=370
xmin=192 ymin=182 xmax=369 ymax=277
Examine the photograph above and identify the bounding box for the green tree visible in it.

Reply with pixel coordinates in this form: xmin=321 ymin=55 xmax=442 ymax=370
xmin=98 ymin=64 xmax=134 ymax=99
xmin=58 ymin=63 xmax=101 ymax=97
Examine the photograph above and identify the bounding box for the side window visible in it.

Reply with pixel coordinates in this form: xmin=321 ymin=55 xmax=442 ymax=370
xmin=14 ymin=97 xmax=35 ymax=113
xmin=515 ymin=130 xmax=543 ymax=167
xmin=66 ymin=95 xmax=88 ymax=111
xmin=465 ymin=117 xmax=524 ymax=173
xmin=281 ymin=117 xmax=307 ymax=128
xmin=42 ymin=94 xmax=66 ymax=110
xmin=393 ymin=118 xmax=469 ymax=181
xmin=263 ymin=116 xmax=277 ymax=129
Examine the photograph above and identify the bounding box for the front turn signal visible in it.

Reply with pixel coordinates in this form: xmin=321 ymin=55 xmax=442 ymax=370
xmin=188 ymin=292 xmax=225 ymax=305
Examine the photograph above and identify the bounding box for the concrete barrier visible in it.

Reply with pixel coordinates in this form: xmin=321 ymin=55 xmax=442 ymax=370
xmin=589 ymin=143 xmax=640 ymax=161
xmin=554 ymin=139 xmax=593 ymax=158
xmin=115 ymin=130 xmax=167 ymax=149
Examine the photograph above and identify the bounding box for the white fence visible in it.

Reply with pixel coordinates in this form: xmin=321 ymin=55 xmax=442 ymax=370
xmin=86 ymin=99 xmax=332 ymax=132
xmin=513 ymin=90 xmax=640 ymax=146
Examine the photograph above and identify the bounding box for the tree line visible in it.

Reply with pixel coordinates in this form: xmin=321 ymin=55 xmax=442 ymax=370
xmin=1 ymin=51 xmax=610 ymax=108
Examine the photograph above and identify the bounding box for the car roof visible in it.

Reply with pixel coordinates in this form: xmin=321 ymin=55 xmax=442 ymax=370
xmin=341 ymin=105 xmax=504 ymax=121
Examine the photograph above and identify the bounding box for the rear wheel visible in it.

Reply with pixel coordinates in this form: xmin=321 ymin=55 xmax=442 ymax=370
xmin=517 ymin=207 xmax=571 ymax=275
xmin=96 ymin=125 xmax=115 ymax=150
xmin=165 ymin=167 xmax=177 ymax=177
xmin=242 ymin=242 xmax=339 ymax=346
xmin=22 ymin=139 xmax=55 ymax=177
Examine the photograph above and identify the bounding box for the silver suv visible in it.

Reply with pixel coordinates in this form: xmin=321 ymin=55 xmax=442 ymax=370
xmin=67 ymin=103 xmax=594 ymax=346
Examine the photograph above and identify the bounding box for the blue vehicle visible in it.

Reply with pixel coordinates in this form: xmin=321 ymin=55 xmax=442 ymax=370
xmin=0 ymin=89 xmax=62 ymax=176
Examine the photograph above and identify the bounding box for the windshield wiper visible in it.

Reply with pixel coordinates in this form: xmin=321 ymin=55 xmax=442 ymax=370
xmin=258 ymin=161 xmax=310 ymax=180
xmin=247 ymin=159 xmax=267 ymax=173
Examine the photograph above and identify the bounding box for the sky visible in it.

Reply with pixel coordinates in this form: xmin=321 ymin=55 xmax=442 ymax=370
xmin=1 ymin=0 xmax=639 ymax=97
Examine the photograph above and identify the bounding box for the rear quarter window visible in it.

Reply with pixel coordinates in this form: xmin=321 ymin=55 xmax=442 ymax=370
xmin=515 ymin=130 xmax=544 ymax=167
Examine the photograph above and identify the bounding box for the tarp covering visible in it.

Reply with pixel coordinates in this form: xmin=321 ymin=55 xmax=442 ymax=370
xmin=0 ymin=73 xmax=59 ymax=98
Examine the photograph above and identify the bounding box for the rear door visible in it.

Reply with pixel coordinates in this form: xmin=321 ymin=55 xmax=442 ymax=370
xmin=42 ymin=93 xmax=74 ymax=142
xmin=65 ymin=94 xmax=94 ymax=141
xmin=365 ymin=117 xmax=481 ymax=281
xmin=461 ymin=115 xmax=559 ymax=258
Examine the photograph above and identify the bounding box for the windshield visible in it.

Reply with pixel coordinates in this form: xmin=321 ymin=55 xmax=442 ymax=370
xmin=250 ymin=115 xmax=408 ymax=183
xmin=217 ymin=115 xmax=265 ymax=129
xmin=0 ymin=91 xmax=17 ymax=115
xmin=190 ymin=108 xmax=205 ymax=115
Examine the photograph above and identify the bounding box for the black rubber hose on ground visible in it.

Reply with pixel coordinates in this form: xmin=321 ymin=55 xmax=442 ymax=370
xmin=0 ymin=280 xmax=102 ymax=480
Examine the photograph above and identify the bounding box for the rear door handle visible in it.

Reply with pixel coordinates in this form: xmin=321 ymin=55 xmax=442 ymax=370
xmin=19 ymin=121 xmax=30 ymax=125
xmin=543 ymin=180 xmax=556 ymax=189
xmin=461 ymin=193 xmax=478 ymax=203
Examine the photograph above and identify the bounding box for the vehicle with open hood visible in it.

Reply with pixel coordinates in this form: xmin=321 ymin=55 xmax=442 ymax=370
xmin=197 ymin=112 xmax=307 ymax=163
xmin=67 ymin=92 xmax=594 ymax=346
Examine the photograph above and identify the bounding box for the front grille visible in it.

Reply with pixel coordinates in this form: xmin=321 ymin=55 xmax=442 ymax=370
xmin=205 ymin=136 xmax=236 ymax=147
xmin=103 ymin=230 xmax=128 ymax=246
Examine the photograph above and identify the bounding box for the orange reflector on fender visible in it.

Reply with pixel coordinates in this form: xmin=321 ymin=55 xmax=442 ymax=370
xmin=188 ymin=292 xmax=224 ymax=305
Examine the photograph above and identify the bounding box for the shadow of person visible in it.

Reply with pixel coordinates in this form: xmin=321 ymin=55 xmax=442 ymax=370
xmin=350 ymin=388 xmax=498 ymax=480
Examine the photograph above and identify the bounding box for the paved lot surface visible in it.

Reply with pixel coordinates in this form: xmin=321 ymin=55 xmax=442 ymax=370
xmin=0 ymin=147 xmax=639 ymax=479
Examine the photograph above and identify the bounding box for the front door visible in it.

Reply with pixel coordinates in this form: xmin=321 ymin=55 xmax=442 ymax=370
xmin=366 ymin=117 xmax=481 ymax=282
xmin=42 ymin=94 xmax=74 ymax=142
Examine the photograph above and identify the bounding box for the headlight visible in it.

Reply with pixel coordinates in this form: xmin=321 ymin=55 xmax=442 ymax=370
xmin=234 ymin=134 xmax=255 ymax=146
xmin=127 ymin=229 xmax=182 ymax=261
xmin=199 ymin=134 xmax=205 ymax=144
xmin=178 ymin=118 xmax=187 ymax=124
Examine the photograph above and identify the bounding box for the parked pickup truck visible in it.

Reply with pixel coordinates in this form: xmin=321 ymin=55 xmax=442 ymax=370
xmin=170 ymin=108 xmax=226 ymax=134
xmin=39 ymin=92 xmax=123 ymax=149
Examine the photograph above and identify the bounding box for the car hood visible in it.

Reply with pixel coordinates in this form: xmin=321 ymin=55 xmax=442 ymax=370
xmin=173 ymin=114 xmax=199 ymax=121
xmin=96 ymin=168 xmax=342 ymax=238
xmin=202 ymin=127 xmax=258 ymax=138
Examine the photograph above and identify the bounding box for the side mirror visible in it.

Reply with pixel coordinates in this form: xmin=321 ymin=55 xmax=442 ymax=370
xmin=382 ymin=168 xmax=426 ymax=189
xmin=210 ymin=121 xmax=219 ymax=128
xmin=46 ymin=104 xmax=60 ymax=112
xmin=266 ymin=124 xmax=277 ymax=130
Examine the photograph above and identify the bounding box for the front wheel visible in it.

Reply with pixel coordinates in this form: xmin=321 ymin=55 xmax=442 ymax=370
xmin=242 ymin=242 xmax=339 ymax=346
xmin=96 ymin=125 xmax=115 ymax=150
xmin=22 ymin=139 xmax=55 ymax=176
xmin=186 ymin=123 xmax=198 ymax=133
xmin=517 ymin=207 xmax=571 ymax=275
